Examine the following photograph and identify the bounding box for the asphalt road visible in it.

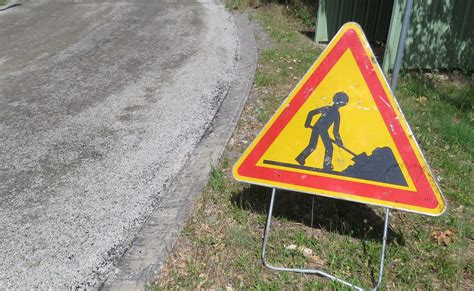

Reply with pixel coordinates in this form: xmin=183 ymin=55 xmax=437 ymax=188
xmin=0 ymin=0 xmax=238 ymax=288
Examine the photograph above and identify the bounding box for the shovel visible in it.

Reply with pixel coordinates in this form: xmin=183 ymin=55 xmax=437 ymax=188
xmin=330 ymin=138 xmax=368 ymax=163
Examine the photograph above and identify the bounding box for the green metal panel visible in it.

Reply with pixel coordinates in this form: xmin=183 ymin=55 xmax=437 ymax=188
xmin=315 ymin=0 xmax=394 ymax=43
xmin=315 ymin=0 xmax=328 ymax=42
xmin=383 ymin=0 xmax=474 ymax=72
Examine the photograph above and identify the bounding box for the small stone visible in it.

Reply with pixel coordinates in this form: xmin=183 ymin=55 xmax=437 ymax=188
xmin=285 ymin=244 xmax=297 ymax=250
xmin=297 ymin=246 xmax=313 ymax=257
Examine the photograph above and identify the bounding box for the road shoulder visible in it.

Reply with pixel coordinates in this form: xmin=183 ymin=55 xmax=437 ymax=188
xmin=102 ymin=11 xmax=257 ymax=290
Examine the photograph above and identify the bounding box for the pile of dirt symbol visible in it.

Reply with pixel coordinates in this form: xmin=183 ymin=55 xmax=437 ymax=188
xmin=341 ymin=147 xmax=407 ymax=187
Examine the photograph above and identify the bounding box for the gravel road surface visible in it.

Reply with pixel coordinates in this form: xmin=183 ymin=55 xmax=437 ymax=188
xmin=0 ymin=0 xmax=238 ymax=288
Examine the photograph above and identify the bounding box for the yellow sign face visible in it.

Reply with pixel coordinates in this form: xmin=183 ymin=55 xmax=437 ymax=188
xmin=233 ymin=23 xmax=446 ymax=216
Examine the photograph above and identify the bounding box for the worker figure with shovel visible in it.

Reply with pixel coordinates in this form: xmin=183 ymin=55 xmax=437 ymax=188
xmin=295 ymin=92 xmax=349 ymax=171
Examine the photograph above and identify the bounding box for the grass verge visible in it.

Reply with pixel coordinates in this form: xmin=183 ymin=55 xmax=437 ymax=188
xmin=153 ymin=4 xmax=473 ymax=290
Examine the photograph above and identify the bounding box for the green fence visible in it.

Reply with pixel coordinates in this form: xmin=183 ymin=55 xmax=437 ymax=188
xmin=315 ymin=0 xmax=474 ymax=72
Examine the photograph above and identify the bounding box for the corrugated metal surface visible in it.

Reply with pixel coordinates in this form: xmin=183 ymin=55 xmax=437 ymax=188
xmin=316 ymin=0 xmax=474 ymax=71
xmin=315 ymin=0 xmax=394 ymax=43
xmin=383 ymin=0 xmax=474 ymax=72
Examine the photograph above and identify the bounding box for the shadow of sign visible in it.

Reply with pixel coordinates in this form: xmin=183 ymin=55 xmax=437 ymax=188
xmin=231 ymin=185 xmax=405 ymax=244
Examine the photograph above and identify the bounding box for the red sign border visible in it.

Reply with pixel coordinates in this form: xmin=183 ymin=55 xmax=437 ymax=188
xmin=236 ymin=25 xmax=443 ymax=213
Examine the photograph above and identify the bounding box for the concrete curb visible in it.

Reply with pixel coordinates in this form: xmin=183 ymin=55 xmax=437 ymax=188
xmin=102 ymin=11 xmax=257 ymax=290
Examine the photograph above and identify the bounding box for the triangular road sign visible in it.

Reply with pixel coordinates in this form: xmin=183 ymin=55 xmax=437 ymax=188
xmin=233 ymin=23 xmax=446 ymax=216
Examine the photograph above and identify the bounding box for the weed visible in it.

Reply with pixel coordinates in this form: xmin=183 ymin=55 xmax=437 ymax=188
xmin=285 ymin=0 xmax=318 ymax=27
xmin=227 ymin=226 xmax=254 ymax=248
xmin=225 ymin=0 xmax=246 ymax=10
xmin=209 ymin=164 xmax=226 ymax=192
xmin=235 ymin=254 xmax=251 ymax=271
xmin=232 ymin=207 xmax=249 ymax=224
xmin=255 ymin=69 xmax=273 ymax=87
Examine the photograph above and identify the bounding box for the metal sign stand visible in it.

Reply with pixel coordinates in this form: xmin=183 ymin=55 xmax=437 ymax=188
xmin=260 ymin=2 xmax=413 ymax=289
xmin=261 ymin=188 xmax=389 ymax=291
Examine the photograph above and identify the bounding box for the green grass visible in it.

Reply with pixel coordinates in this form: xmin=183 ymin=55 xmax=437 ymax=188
xmin=227 ymin=0 xmax=317 ymax=27
xmin=209 ymin=165 xmax=226 ymax=192
xmin=396 ymin=73 xmax=473 ymax=207
xmin=0 ymin=0 xmax=8 ymax=6
xmin=284 ymin=0 xmax=318 ymax=27
xmin=225 ymin=0 xmax=248 ymax=10
xmin=155 ymin=4 xmax=473 ymax=290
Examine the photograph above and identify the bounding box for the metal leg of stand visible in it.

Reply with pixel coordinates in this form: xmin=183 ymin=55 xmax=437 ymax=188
xmin=261 ymin=188 xmax=390 ymax=291
xmin=372 ymin=208 xmax=390 ymax=290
